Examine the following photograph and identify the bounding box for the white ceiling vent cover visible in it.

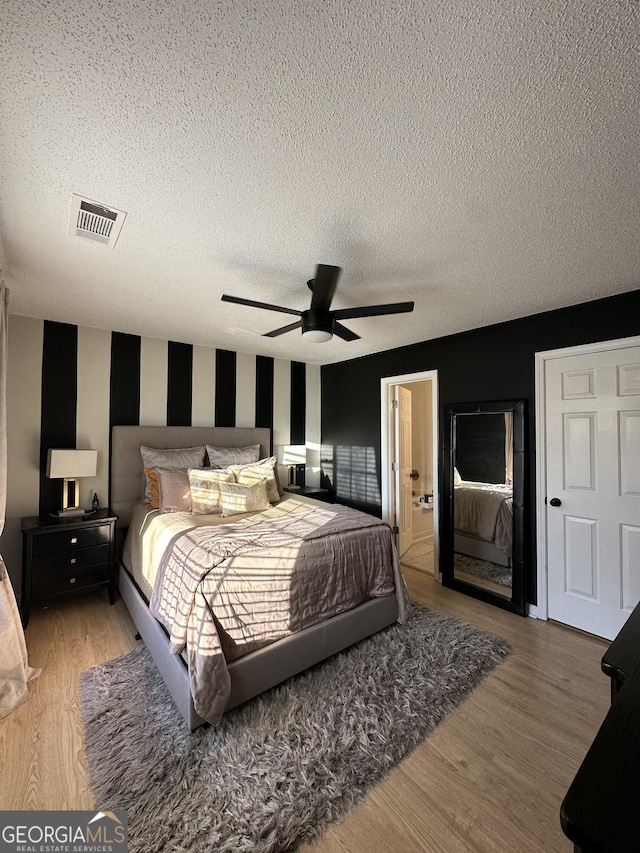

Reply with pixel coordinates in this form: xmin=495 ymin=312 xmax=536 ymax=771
xmin=69 ymin=194 xmax=127 ymax=248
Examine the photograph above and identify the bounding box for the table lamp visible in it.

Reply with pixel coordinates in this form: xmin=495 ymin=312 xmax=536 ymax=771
xmin=46 ymin=449 xmax=98 ymax=516
xmin=280 ymin=445 xmax=306 ymax=490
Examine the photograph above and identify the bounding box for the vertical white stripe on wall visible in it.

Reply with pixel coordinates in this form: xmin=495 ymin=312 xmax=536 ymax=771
xmin=6 ymin=315 xmax=43 ymax=518
xmin=235 ymin=351 xmax=256 ymax=427
xmin=140 ymin=337 xmax=168 ymax=425
xmin=77 ymin=326 xmax=111 ymax=510
xmin=272 ymin=358 xmax=291 ymax=452
xmin=192 ymin=345 xmax=216 ymax=426
xmin=305 ymin=363 xmax=321 ymax=487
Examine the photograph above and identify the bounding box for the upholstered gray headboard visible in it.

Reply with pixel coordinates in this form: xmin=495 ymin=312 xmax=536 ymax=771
xmin=110 ymin=425 xmax=272 ymax=529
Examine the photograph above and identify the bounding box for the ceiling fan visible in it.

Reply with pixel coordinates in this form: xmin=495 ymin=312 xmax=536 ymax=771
xmin=221 ymin=264 xmax=414 ymax=343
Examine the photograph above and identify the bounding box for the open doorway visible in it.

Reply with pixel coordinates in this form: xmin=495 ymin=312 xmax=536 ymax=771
xmin=381 ymin=370 xmax=438 ymax=576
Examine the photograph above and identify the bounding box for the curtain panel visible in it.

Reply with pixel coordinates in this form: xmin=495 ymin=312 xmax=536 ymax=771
xmin=0 ymin=279 xmax=41 ymax=718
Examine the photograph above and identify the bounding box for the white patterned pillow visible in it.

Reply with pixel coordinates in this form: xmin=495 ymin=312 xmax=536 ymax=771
xmin=233 ymin=462 xmax=280 ymax=504
xmin=205 ymin=444 xmax=261 ymax=467
xmin=219 ymin=480 xmax=271 ymax=517
xmin=188 ymin=468 xmax=236 ymax=515
xmin=229 ymin=456 xmax=283 ymax=499
xmin=140 ymin=446 xmax=205 ymax=502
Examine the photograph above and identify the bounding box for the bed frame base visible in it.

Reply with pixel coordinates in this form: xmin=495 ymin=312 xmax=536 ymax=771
xmin=454 ymin=532 xmax=511 ymax=568
xmin=118 ymin=561 xmax=398 ymax=730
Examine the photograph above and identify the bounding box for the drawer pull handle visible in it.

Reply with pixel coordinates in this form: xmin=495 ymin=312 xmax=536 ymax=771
xmin=70 ymin=557 xmax=76 ymax=565
xmin=69 ymin=577 xmax=76 ymax=584
xmin=70 ymin=537 xmax=78 ymax=544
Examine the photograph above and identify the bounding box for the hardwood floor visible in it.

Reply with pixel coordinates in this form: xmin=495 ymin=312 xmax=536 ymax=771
xmin=0 ymin=569 xmax=609 ymax=852
xmin=0 ymin=592 xmax=136 ymax=811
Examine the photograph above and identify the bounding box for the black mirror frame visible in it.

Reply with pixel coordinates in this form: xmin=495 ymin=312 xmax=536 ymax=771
xmin=442 ymin=399 xmax=526 ymax=617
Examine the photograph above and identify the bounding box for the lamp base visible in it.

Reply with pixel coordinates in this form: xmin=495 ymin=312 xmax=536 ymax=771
xmin=53 ymin=507 xmax=88 ymax=517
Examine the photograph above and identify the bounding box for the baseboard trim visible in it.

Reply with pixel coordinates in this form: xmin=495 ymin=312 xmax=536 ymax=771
xmin=527 ymin=603 xmax=539 ymax=619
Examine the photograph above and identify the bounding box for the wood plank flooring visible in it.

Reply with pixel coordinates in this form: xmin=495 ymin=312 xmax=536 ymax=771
xmin=0 ymin=567 xmax=609 ymax=852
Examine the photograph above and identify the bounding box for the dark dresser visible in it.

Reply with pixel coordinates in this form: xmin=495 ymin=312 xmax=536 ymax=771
xmin=561 ymin=602 xmax=640 ymax=851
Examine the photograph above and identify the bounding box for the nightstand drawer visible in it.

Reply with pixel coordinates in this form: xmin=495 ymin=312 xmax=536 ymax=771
xmin=32 ymin=564 xmax=109 ymax=598
xmin=32 ymin=524 xmax=110 ymax=556
xmin=32 ymin=543 xmax=110 ymax=574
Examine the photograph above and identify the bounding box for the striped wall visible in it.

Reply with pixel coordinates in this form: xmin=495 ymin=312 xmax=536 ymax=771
xmin=3 ymin=316 xmax=320 ymax=593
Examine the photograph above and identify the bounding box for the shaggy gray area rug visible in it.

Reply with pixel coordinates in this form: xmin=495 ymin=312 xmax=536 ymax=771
xmin=80 ymin=603 xmax=510 ymax=853
xmin=454 ymin=553 xmax=513 ymax=588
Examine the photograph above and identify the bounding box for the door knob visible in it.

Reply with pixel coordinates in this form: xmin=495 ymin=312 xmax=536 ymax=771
xmin=549 ymin=497 xmax=562 ymax=507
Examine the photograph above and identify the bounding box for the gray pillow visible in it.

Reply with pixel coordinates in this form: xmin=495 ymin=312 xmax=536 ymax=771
xmin=205 ymin=444 xmax=260 ymax=467
xmin=156 ymin=467 xmax=192 ymax=514
xmin=140 ymin=445 xmax=205 ymax=502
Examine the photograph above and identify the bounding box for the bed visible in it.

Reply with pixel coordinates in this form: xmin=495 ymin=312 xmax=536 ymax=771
xmin=453 ymin=479 xmax=513 ymax=568
xmin=111 ymin=425 xmax=408 ymax=729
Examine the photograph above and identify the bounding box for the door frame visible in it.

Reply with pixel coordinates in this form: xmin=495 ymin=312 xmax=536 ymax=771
xmin=534 ymin=334 xmax=640 ymax=621
xmin=380 ymin=370 xmax=439 ymax=573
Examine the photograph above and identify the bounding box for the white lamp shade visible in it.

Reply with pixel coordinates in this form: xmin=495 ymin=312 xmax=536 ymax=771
xmin=280 ymin=445 xmax=307 ymax=466
xmin=46 ymin=449 xmax=97 ymax=479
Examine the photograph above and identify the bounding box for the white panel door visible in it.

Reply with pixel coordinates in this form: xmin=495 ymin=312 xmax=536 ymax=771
xmin=546 ymin=346 xmax=640 ymax=639
xmin=395 ymin=385 xmax=413 ymax=557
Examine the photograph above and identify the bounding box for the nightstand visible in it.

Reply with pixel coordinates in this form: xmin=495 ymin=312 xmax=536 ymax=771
xmin=21 ymin=509 xmax=118 ymax=628
xmin=283 ymin=486 xmax=329 ymax=500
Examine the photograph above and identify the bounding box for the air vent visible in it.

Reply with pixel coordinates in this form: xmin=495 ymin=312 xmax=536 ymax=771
xmin=69 ymin=194 xmax=127 ymax=248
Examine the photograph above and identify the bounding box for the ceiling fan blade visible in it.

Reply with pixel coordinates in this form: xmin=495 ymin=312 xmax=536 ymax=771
xmin=333 ymin=322 xmax=360 ymax=342
xmin=310 ymin=264 xmax=341 ymax=311
xmin=263 ymin=320 xmax=303 ymax=338
xmin=333 ymin=301 xmax=414 ymax=320
xmin=221 ymin=294 xmax=302 ymax=317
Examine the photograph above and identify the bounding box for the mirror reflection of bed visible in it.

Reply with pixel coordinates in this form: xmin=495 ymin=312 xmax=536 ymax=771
xmin=443 ymin=399 xmax=525 ymax=615
xmin=453 ymin=412 xmax=513 ymax=598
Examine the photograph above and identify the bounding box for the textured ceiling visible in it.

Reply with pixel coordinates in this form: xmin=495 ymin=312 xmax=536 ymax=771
xmin=1 ymin=0 xmax=638 ymax=365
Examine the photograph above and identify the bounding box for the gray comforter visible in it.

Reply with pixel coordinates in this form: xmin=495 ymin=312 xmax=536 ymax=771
xmin=454 ymin=482 xmax=513 ymax=554
xmin=149 ymin=500 xmax=408 ymax=724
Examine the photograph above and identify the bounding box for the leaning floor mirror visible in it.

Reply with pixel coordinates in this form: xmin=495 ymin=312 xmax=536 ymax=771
xmin=442 ymin=399 xmax=526 ymax=616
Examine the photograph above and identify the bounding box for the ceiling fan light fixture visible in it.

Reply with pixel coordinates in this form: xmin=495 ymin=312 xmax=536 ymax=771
xmin=301 ymin=308 xmax=334 ymax=342
xmin=221 ymin=263 xmax=414 ymax=345
xmin=302 ymin=328 xmax=333 ymax=343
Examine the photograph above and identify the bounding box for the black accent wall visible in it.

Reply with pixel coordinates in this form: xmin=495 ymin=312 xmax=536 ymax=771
xmin=215 ymin=349 xmax=236 ymax=426
xmin=456 ymin=413 xmax=506 ymax=484
xmin=290 ymin=361 xmax=306 ymax=444
xmin=39 ymin=322 xmax=78 ymax=514
xmin=290 ymin=361 xmax=306 ymax=486
xmin=109 ymin=332 xmax=141 ymax=428
xmin=321 ymin=288 xmax=640 ymax=604
xmin=167 ymin=341 xmax=193 ymax=426
xmin=255 ymin=355 xmax=274 ymax=432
